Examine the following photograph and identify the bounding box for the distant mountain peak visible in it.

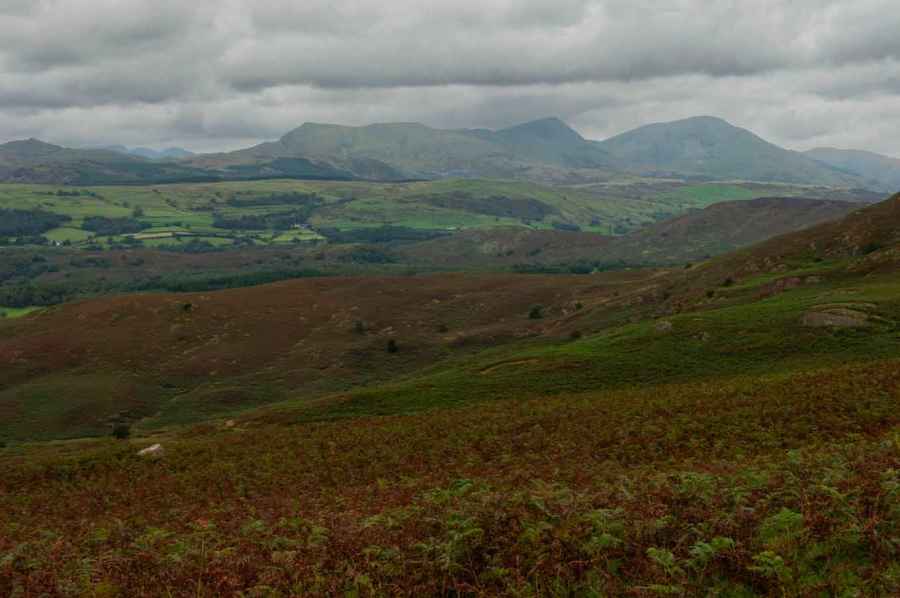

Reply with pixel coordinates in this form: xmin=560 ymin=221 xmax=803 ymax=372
xmin=677 ymin=115 xmax=734 ymax=126
xmin=284 ymin=121 xmax=429 ymax=135
xmin=497 ymin=117 xmax=585 ymax=143
xmin=0 ymin=138 xmax=63 ymax=157
xmin=597 ymin=115 xmax=858 ymax=186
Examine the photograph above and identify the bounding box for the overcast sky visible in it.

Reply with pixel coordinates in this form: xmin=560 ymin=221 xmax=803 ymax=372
xmin=1 ymin=0 xmax=899 ymax=156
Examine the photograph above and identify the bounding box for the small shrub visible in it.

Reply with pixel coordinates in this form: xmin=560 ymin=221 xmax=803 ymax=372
xmin=569 ymin=330 xmax=583 ymax=340
xmin=112 ymin=424 xmax=131 ymax=440
xmin=353 ymin=320 xmax=366 ymax=335
xmin=529 ymin=305 xmax=544 ymax=320
xmin=437 ymin=324 xmax=449 ymax=333
xmin=706 ymin=290 xmax=715 ymax=299
xmin=722 ymin=277 xmax=734 ymax=287
xmin=861 ymin=242 xmax=883 ymax=255
xmin=386 ymin=339 xmax=399 ymax=354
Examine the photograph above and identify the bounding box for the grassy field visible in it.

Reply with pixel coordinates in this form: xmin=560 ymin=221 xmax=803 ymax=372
xmin=0 ymin=179 xmax=838 ymax=246
xmin=0 ymin=306 xmax=41 ymax=318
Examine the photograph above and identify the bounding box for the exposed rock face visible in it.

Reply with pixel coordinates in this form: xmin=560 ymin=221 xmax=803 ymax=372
xmin=802 ymin=308 xmax=870 ymax=328
xmin=137 ymin=444 xmax=165 ymax=458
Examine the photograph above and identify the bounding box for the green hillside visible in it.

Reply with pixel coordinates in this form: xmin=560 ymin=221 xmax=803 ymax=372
xmin=598 ymin=116 xmax=859 ymax=186
xmin=193 ymin=117 xmax=613 ymax=180
xmin=0 ymin=180 xmax=881 ymax=312
xmin=600 ymin=196 xmax=862 ymax=264
xmin=0 ymin=179 xmax=813 ymax=244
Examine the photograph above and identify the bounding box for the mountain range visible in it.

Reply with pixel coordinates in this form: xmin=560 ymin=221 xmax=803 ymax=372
xmin=0 ymin=139 xmax=218 ymax=185
xmin=2 ymin=116 xmax=899 ymax=191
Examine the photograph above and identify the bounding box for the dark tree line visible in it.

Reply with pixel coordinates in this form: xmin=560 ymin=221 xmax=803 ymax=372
xmin=226 ymin=192 xmax=322 ymax=208
xmin=213 ymin=209 xmax=316 ymax=231
xmin=318 ymin=226 xmax=449 ymax=244
xmin=82 ymin=216 xmax=151 ymax=236
xmin=0 ymin=209 xmax=71 ymax=236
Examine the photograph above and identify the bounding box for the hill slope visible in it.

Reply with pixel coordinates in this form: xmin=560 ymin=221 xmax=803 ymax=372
xmin=0 ymin=139 xmax=214 ymax=185
xmin=604 ymin=196 xmax=862 ymax=264
xmin=716 ymin=191 xmax=900 ymax=271
xmin=0 ymin=272 xmax=640 ymax=441
xmin=191 ymin=118 xmax=613 ymax=180
xmin=805 ymin=147 xmax=900 ymax=193
xmin=197 ymin=116 xmax=865 ymax=186
xmin=598 ymin=116 xmax=859 ymax=186
xmin=400 ymin=196 xmax=863 ymax=268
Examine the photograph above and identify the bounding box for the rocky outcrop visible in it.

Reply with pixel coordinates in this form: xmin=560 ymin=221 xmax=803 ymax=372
xmin=137 ymin=444 xmax=165 ymax=459
xmin=802 ymin=308 xmax=870 ymax=328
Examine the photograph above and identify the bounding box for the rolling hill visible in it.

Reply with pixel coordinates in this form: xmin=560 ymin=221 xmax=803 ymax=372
xmin=3 ymin=117 xmax=894 ymax=188
xmin=194 ymin=116 xmax=868 ymax=186
xmin=602 ymin=196 xmax=862 ymax=264
xmin=805 ymin=147 xmax=900 ymax=193
xmin=596 ymin=116 xmax=860 ymax=186
xmin=0 ymin=272 xmax=634 ymax=441
xmin=0 ymin=139 xmax=216 ymax=185
xmin=189 ymin=117 xmax=613 ymax=180
xmin=399 ymin=196 xmax=864 ymax=268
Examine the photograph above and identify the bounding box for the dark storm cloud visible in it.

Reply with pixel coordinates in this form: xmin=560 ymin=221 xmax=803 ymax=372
xmin=0 ymin=0 xmax=898 ymax=156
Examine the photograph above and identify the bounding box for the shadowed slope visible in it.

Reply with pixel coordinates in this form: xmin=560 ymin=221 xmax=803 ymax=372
xmin=0 ymin=272 xmax=645 ymax=441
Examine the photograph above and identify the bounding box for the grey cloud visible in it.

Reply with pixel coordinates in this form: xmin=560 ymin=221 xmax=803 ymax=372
xmin=0 ymin=0 xmax=898 ymax=158
xmin=1 ymin=1 xmax=208 ymax=72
